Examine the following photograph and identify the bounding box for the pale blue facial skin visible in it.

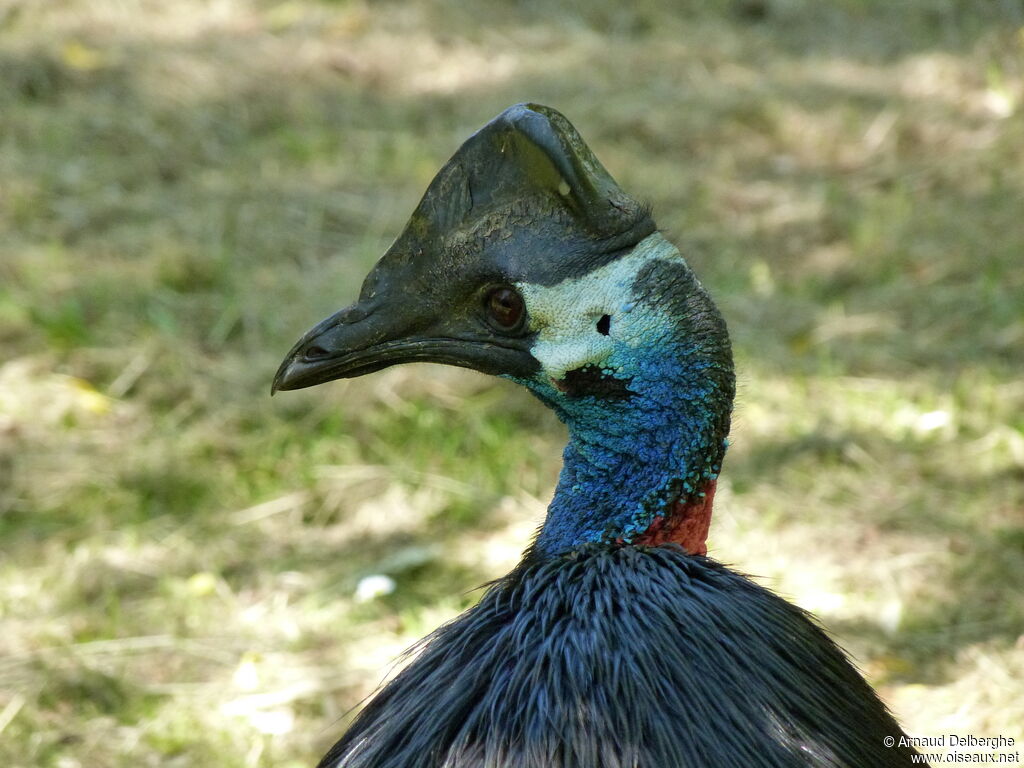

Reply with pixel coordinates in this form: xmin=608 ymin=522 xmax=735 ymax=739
xmin=505 ymin=234 xmax=733 ymax=558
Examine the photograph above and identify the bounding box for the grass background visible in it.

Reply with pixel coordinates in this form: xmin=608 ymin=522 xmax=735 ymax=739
xmin=2 ymin=0 xmax=1023 ymax=765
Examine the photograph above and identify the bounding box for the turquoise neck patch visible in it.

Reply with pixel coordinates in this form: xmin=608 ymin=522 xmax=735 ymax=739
xmin=508 ymin=234 xmax=734 ymax=558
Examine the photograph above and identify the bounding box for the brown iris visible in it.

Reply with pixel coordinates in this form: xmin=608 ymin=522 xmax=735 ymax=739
xmin=484 ymin=287 xmax=525 ymax=332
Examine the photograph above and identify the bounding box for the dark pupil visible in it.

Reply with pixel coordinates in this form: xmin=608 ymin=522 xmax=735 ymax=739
xmin=487 ymin=288 xmax=523 ymax=329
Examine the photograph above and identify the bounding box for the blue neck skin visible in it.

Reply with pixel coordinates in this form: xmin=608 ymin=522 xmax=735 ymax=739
xmin=508 ymin=249 xmax=733 ymax=559
xmin=525 ymin=355 xmax=727 ymax=558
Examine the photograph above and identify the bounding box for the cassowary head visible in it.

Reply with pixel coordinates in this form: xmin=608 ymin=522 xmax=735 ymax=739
xmin=275 ymin=104 xmax=734 ymax=557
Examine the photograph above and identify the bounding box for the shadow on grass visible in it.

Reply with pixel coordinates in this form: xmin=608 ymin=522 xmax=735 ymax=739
xmin=732 ymin=423 xmax=1024 ymax=677
xmin=831 ymin=522 xmax=1024 ymax=685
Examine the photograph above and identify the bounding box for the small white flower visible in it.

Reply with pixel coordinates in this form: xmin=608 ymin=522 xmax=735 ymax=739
xmin=355 ymin=574 xmax=397 ymax=603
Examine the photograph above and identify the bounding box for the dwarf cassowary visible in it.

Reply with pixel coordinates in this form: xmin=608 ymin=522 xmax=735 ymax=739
xmin=274 ymin=104 xmax=924 ymax=768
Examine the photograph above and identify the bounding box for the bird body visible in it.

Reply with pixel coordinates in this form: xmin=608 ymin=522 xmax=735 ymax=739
xmin=317 ymin=545 xmax=918 ymax=768
xmin=275 ymin=104 xmax=926 ymax=767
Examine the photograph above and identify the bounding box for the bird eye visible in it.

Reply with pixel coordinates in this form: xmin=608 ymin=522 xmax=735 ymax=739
xmin=484 ymin=287 xmax=525 ymax=332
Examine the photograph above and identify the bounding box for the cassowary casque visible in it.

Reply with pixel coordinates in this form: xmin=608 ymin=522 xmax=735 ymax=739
xmin=274 ymin=103 xmax=925 ymax=768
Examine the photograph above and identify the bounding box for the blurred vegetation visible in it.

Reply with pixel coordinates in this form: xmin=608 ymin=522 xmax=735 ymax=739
xmin=1 ymin=0 xmax=1023 ymax=766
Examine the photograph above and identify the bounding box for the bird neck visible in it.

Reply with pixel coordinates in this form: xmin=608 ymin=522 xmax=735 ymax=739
xmin=524 ymin=243 xmax=734 ymax=559
xmin=533 ymin=369 xmax=729 ymax=558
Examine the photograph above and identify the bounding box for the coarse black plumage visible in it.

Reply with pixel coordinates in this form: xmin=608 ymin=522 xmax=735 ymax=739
xmin=274 ymin=103 xmax=926 ymax=768
xmin=319 ymin=545 xmax=918 ymax=768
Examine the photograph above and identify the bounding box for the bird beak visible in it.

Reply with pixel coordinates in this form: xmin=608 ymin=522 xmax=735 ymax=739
xmin=272 ymin=283 xmax=538 ymax=394
xmin=272 ymin=301 xmax=396 ymax=393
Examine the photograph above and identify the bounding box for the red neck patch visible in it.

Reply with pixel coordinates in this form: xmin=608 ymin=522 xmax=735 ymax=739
xmin=631 ymin=479 xmax=717 ymax=556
